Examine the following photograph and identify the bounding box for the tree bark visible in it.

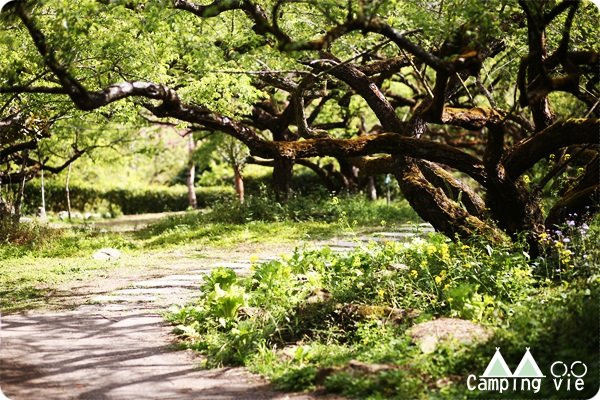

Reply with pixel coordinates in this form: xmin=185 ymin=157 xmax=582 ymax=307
xmin=66 ymin=163 xmax=72 ymax=220
xmin=366 ymin=176 xmax=377 ymax=201
xmin=395 ymin=156 xmax=501 ymax=241
xmin=272 ymin=157 xmax=293 ymax=201
xmin=186 ymin=134 xmax=197 ymax=209
xmin=233 ymin=165 xmax=245 ymax=204
xmin=40 ymin=168 xmax=47 ymax=219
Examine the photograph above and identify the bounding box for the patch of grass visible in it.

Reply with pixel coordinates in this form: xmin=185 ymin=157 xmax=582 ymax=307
xmin=167 ymin=221 xmax=600 ymax=399
xmin=1 ymin=194 xmax=420 ymax=313
xmin=0 ymin=257 xmax=120 ymax=312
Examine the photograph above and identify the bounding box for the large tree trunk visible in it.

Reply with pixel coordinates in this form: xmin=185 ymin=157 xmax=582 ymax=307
xmin=233 ymin=165 xmax=245 ymax=203
xmin=395 ymin=157 xmax=501 ymax=241
xmin=272 ymin=157 xmax=293 ymax=201
xmin=186 ymin=135 xmax=197 ymax=209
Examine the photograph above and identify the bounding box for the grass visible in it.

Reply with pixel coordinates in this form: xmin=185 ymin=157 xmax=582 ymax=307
xmin=166 ymin=220 xmax=600 ymax=399
xmin=0 ymin=194 xmax=420 ymax=313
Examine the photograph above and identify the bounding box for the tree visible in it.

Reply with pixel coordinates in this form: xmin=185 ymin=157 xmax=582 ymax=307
xmin=1 ymin=0 xmax=598 ymax=252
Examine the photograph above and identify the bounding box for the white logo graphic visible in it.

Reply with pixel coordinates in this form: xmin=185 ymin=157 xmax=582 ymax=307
xmin=0 ymin=1 xmax=17 ymax=12
xmin=468 ymin=347 xmax=587 ymax=395
xmin=0 ymin=386 xmax=11 ymax=400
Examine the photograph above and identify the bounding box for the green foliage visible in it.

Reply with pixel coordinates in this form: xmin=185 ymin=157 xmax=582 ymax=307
xmin=167 ymin=221 xmax=600 ymax=398
xmin=23 ymin=181 xmax=233 ymax=214
xmin=203 ymin=191 xmax=419 ymax=225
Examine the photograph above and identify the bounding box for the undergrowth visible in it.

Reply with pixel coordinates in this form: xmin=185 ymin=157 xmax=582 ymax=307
xmin=167 ymin=221 xmax=600 ymax=399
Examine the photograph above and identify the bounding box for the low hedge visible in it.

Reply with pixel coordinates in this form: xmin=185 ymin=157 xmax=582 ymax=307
xmin=23 ymin=182 xmax=233 ymax=215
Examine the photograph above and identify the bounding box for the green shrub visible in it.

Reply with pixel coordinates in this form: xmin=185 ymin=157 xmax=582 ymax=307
xmin=22 ymin=181 xmax=233 ymax=215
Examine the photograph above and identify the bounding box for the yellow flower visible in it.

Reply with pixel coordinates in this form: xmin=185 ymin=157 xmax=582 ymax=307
xmin=426 ymin=245 xmax=436 ymax=255
xmin=439 ymin=244 xmax=450 ymax=262
xmin=249 ymin=254 xmax=259 ymax=263
xmin=435 ymin=275 xmax=443 ymax=285
xmin=522 ymin=175 xmax=531 ymax=184
xmin=410 ymin=269 xmax=418 ymax=278
xmin=378 ymin=289 xmax=385 ymax=298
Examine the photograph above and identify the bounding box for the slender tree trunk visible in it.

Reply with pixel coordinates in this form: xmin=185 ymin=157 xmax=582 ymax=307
xmin=272 ymin=157 xmax=293 ymax=201
xmin=40 ymin=168 xmax=47 ymax=219
xmin=367 ymin=176 xmax=377 ymax=200
xmin=66 ymin=163 xmax=72 ymax=221
xmin=186 ymin=134 xmax=197 ymax=209
xmin=13 ymin=170 xmax=26 ymax=225
xmin=233 ymin=165 xmax=245 ymax=203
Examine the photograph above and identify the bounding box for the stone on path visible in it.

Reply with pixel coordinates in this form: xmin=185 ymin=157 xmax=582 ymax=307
xmin=92 ymin=248 xmax=122 ymax=261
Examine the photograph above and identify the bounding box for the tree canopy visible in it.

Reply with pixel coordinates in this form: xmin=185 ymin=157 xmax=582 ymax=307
xmin=1 ymin=0 xmax=598 ymax=250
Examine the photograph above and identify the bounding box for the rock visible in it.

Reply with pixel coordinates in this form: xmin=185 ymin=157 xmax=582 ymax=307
xmin=238 ymin=306 xmax=265 ymax=319
xmin=408 ymin=317 xmax=491 ymax=353
xmin=305 ymin=288 xmax=332 ymax=304
xmin=92 ymin=248 xmax=121 ymax=261
xmin=347 ymin=360 xmax=397 ymax=374
xmin=337 ymin=304 xmax=420 ymax=324
xmin=314 ymin=360 xmax=398 ymax=384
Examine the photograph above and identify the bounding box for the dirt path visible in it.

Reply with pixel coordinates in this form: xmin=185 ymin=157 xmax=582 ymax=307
xmin=0 ymin=224 xmax=432 ymax=400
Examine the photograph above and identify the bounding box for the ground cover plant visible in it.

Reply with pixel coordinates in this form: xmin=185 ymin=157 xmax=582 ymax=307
xmin=167 ymin=218 xmax=600 ymax=399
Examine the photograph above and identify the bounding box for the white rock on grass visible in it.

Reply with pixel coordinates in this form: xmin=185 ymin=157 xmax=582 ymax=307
xmin=92 ymin=248 xmax=121 ymax=261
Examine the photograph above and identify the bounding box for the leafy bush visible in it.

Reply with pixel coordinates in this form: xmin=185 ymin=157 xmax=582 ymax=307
xmin=203 ymin=190 xmax=420 ymax=225
xmin=22 ymin=181 xmax=233 ymax=215
xmin=167 ymin=222 xmax=600 ymax=398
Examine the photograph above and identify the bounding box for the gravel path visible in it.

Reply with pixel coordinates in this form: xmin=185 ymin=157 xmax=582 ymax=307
xmin=0 ymin=224 xmax=432 ymax=400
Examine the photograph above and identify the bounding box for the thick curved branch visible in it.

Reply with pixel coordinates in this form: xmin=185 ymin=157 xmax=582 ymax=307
xmin=16 ymin=4 xmax=181 ymax=111
xmin=504 ymin=118 xmax=600 ymax=179
xmin=266 ymin=133 xmax=487 ymax=185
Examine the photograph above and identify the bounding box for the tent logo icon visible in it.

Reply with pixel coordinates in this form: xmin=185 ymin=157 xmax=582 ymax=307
xmin=467 ymin=347 xmax=545 ymax=394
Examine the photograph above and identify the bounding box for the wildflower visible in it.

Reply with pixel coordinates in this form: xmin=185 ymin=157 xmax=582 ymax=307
xmin=249 ymin=254 xmax=259 ymax=263
xmin=378 ymin=289 xmax=385 ymax=298
xmin=426 ymin=244 xmax=436 ymax=255
xmin=439 ymin=244 xmax=450 ymax=262
xmin=435 ymin=275 xmax=443 ymax=285
xmin=410 ymin=269 xmax=418 ymax=278
xmin=522 ymin=175 xmax=531 ymax=184
xmin=567 ymin=220 xmax=575 ymax=227
xmin=562 ymin=237 xmax=571 ymax=243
